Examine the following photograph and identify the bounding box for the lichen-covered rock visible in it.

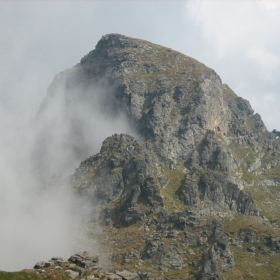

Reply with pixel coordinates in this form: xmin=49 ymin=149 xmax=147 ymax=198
xmin=265 ymin=236 xmax=280 ymax=251
xmin=71 ymin=134 xmax=165 ymax=226
xmin=33 ymin=261 xmax=52 ymax=269
xmin=179 ymin=170 xmax=258 ymax=216
xmin=142 ymin=233 xmax=163 ymax=260
xmin=33 ymin=252 xmax=138 ymax=280
xmin=159 ymin=249 xmax=183 ymax=270
xmin=71 ymin=132 xmax=258 ymax=227
xmin=68 ymin=251 xmax=99 ymax=268
xmin=199 ymin=220 xmax=235 ymax=279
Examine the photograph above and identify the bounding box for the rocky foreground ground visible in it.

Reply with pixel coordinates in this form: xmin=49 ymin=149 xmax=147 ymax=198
xmin=32 ymin=251 xmax=139 ymax=280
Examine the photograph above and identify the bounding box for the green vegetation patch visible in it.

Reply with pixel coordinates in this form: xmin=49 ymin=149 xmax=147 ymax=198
xmin=246 ymin=115 xmax=261 ymax=133
xmin=249 ymin=184 xmax=280 ymax=221
xmin=230 ymin=246 xmax=280 ymax=280
xmin=0 ymin=271 xmax=41 ymax=280
xmin=221 ymin=215 xmax=280 ymax=278
xmin=222 ymin=84 xmax=238 ymax=102
xmin=229 ymin=142 xmax=257 ymax=167
xmin=161 ymin=166 xmax=186 ymax=214
xmin=0 ymin=270 xmax=71 ymax=280
xmin=221 ymin=214 xmax=280 ymax=238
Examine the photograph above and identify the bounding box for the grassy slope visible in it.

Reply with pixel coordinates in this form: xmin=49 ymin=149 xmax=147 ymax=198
xmin=221 ymin=214 xmax=280 ymax=280
xmin=0 ymin=271 xmax=40 ymax=280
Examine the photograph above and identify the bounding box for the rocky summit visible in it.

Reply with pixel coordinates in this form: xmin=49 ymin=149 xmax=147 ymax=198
xmin=7 ymin=34 xmax=280 ymax=279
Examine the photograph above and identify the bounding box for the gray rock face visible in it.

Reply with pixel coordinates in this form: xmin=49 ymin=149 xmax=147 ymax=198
xmin=33 ymin=251 xmax=141 ymax=280
xmin=199 ymin=221 xmax=235 ymax=279
xmin=32 ymin=34 xmax=273 ymax=180
xmin=179 ymin=171 xmax=258 ymax=215
xmin=68 ymin=251 xmax=99 ymax=269
xmin=266 ymin=236 xmax=280 ymax=250
xmin=142 ymin=230 xmax=184 ymax=271
xmin=71 ymin=133 xmax=165 ymax=226
xmin=159 ymin=249 xmax=183 ymax=270
xmin=71 ymin=132 xmax=258 ymax=227
xmin=180 ymin=130 xmax=259 ymax=215
xmin=186 ymin=130 xmax=232 ymax=172
xmin=78 ymin=35 xmax=232 ymax=164
xmin=34 ymin=261 xmax=51 ymax=269
xmin=32 ymin=34 xmax=269 ymax=222
xmin=143 ymin=233 xmax=162 ymax=260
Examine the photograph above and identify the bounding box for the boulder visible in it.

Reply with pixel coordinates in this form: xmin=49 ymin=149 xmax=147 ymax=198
xmin=107 ymin=273 xmax=122 ymax=280
xmin=68 ymin=251 xmax=99 ymax=268
xmin=266 ymin=236 xmax=280 ymax=250
xmin=65 ymin=269 xmax=79 ymax=279
xmin=33 ymin=261 xmax=52 ymax=269
xmin=117 ymin=270 xmax=140 ymax=280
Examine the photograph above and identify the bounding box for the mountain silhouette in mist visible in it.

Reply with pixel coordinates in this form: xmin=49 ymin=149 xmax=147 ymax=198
xmin=10 ymin=34 xmax=280 ymax=279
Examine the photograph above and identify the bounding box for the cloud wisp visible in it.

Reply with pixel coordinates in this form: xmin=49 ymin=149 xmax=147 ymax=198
xmin=0 ymin=68 xmax=138 ymax=271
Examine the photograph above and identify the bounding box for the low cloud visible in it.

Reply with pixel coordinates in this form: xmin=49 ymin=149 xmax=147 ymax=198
xmin=0 ymin=71 xmax=138 ymax=271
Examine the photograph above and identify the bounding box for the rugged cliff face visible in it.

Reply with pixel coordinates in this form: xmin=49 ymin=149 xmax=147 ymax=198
xmin=71 ymin=134 xmax=165 ymax=226
xmin=22 ymin=34 xmax=280 ymax=279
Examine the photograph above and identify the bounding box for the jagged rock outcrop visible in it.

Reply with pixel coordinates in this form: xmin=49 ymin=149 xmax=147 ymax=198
xmin=68 ymin=251 xmax=99 ymax=269
xmin=180 ymin=130 xmax=258 ymax=215
xmin=71 ymin=133 xmax=166 ymax=226
xmin=199 ymin=221 xmax=235 ymax=279
xmin=32 ymin=34 xmax=275 ymax=178
xmin=265 ymin=236 xmax=280 ymax=251
xmin=33 ymin=251 xmax=139 ymax=280
xmin=179 ymin=170 xmax=258 ymax=215
xmin=31 ymin=34 xmax=280 ymax=221
xmin=78 ymin=34 xmax=232 ymax=163
xmin=19 ymin=34 xmax=280 ymax=279
xmin=71 ymin=132 xmax=259 ymax=228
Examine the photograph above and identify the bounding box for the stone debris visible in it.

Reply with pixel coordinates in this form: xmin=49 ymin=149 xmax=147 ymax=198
xmin=33 ymin=251 xmax=142 ymax=280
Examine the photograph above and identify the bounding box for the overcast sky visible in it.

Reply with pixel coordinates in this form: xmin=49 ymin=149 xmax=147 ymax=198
xmin=0 ymin=0 xmax=279 ymax=130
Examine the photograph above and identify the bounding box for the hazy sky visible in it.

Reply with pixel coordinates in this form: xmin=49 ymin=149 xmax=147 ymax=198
xmin=0 ymin=0 xmax=279 ymax=130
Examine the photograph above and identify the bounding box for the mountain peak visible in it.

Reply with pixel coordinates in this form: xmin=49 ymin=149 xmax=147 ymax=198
xmin=25 ymin=34 xmax=280 ymax=279
xmin=95 ymin=33 xmax=133 ymax=49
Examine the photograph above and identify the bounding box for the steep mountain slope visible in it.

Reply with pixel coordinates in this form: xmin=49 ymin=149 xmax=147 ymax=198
xmin=23 ymin=34 xmax=280 ymax=279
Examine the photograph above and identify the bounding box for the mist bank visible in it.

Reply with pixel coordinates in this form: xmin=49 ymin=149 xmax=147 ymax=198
xmin=0 ymin=71 xmax=138 ymax=271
